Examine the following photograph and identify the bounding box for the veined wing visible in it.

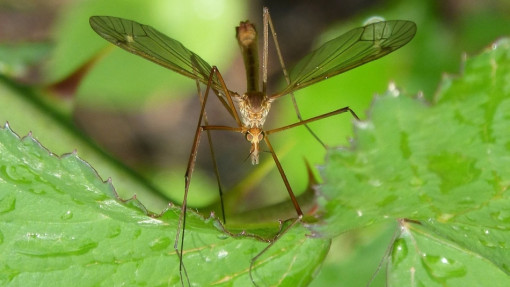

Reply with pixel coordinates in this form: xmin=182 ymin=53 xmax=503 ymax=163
xmin=89 ymin=16 xmax=231 ymax=97
xmin=271 ymin=20 xmax=416 ymax=98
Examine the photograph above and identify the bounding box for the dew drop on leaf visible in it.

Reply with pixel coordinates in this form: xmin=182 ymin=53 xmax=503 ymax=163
xmin=23 ymin=143 xmax=44 ymax=160
xmin=106 ymin=224 xmax=122 ymax=238
xmin=60 ymin=210 xmax=73 ymax=220
xmin=2 ymin=165 xmax=35 ymax=184
xmin=15 ymin=233 xmax=97 ymax=256
xmin=479 ymin=239 xmax=497 ymax=248
xmin=149 ymin=236 xmax=171 ymax=251
xmin=391 ymin=238 xmax=408 ymax=267
xmin=27 ymin=187 xmax=46 ymax=195
xmin=421 ymin=254 xmax=467 ymax=280
xmin=409 ymin=176 xmax=424 ymax=186
xmin=491 ymin=209 xmax=510 ymax=224
xmin=0 ymin=193 xmax=16 ymax=214
xmin=217 ymin=249 xmax=228 ymax=259
xmin=216 ymin=234 xmax=229 ymax=240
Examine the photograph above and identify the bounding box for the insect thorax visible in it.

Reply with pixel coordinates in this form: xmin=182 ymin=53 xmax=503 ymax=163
xmin=239 ymin=92 xmax=272 ymax=128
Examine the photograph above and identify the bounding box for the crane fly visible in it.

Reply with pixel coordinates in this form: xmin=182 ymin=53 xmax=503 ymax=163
xmin=90 ymin=7 xmax=416 ymax=285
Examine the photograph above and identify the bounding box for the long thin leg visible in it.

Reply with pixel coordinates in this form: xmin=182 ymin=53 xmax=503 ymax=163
xmin=248 ymin=100 xmax=359 ymax=287
xmin=174 ymin=75 xmax=214 ymax=287
xmin=175 ymin=66 xmax=243 ymax=286
xmin=177 ymin=124 xmax=243 ymax=286
xmin=248 ymin=11 xmax=328 ymax=285
xmin=194 ymin=79 xmax=226 ymax=223
xmin=266 ymin=106 xmax=360 ymax=135
xmin=263 ymin=7 xmax=328 ymax=148
xmin=263 ymin=135 xmax=303 ymax=217
xmin=247 ymin=134 xmax=304 ymax=286
xmin=214 ymin=68 xmax=244 ymax=127
xmin=253 ymin=9 xmax=362 ymax=286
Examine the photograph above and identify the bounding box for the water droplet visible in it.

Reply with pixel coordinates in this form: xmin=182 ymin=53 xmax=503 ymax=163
xmin=0 ymin=193 xmax=16 ymax=214
xmin=1 ymin=165 xmax=36 ymax=184
xmin=409 ymin=176 xmax=424 ymax=186
xmin=391 ymin=238 xmax=408 ymax=267
xmin=438 ymin=213 xmax=454 ymax=222
xmin=491 ymin=210 xmax=510 ymax=224
xmin=422 ymin=254 xmax=467 ymax=280
xmin=149 ymin=236 xmax=171 ymax=251
xmin=133 ymin=229 xmax=142 ymax=239
xmin=60 ymin=210 xmax=73 ymax=220
xmin=23 ymin=142 xmax=44 ymax=160
xmin=495 ymin=225 xmax=510 ymax=231
xmin=27 ymin=188 xmax=46 ymax=195
xmin=15 ymin=233 xmax=97 ymax=256
xmin=377 ymin=195 xmax=397 ymax=207
xmin=480 ymin=239 xmax=497 ymax=248
xmin=217 ymin=249 xmax=228 ymax=259
xmin=71 ymin=197 xmax=85 ymax=205
xmin=369 ymin=179 xmax=382 ymax=187
xmin=388 ymin=82 xmax=400 ymax=97
xmin=427 ymin=152 xmax=480 ymax=194
xmin=356 ymin=210 xmax=363 ymax=217
xmin=107 ymin=224 xmax=121 ymax=238
xmin=217 ymin=234 xmax=229 ymax=240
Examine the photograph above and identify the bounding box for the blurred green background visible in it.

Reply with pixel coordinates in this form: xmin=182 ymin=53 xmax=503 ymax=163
xmin=1 ymin=0 xmax=509 ymax=285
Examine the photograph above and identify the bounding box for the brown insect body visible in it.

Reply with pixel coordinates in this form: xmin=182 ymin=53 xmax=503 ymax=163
xmin=238 ymin=91 xmax=271 ymax=164
xmin=235 ymin=21 xmax=273 ymax=165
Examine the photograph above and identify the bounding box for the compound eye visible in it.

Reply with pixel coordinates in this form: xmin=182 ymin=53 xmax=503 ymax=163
xmin=258 ymin=133 xmax=264 ymax=141
xmin=246 ymin=133 xmax=253 ymax=141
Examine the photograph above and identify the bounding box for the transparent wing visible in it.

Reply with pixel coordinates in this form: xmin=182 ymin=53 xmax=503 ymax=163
xmin=89 ymin=16 xmax=231 ymax=96
xmin=271 ymin=20 xmax=416 ymax=98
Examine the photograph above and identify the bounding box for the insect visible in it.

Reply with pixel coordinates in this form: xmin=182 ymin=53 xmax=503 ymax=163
xmin=90 ymin=7 xmax=416 ymax=285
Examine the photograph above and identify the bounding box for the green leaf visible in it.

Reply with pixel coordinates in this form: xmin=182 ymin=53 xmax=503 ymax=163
xmin=0 ymin=76 xmax=169 ymax=212
xmin=386 ymin=221 xmax=510 ymax=286
xmin=3 ymin=3 xmax=510 ymax=285
xmin=0 ymin=124 xmax=329 ymax=286
xmin=314 ymin=38 xmax=510 ymax=284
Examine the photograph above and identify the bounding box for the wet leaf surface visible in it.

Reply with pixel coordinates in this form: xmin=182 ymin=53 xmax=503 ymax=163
xmin=0 ymin=124 xmax=329 ymax=286
xmin=315 ymin=39 xmax=510 ymax=285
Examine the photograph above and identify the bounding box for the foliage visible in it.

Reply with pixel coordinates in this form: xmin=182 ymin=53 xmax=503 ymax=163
xmin=1 ymin=0 xmax=510 ymax=285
